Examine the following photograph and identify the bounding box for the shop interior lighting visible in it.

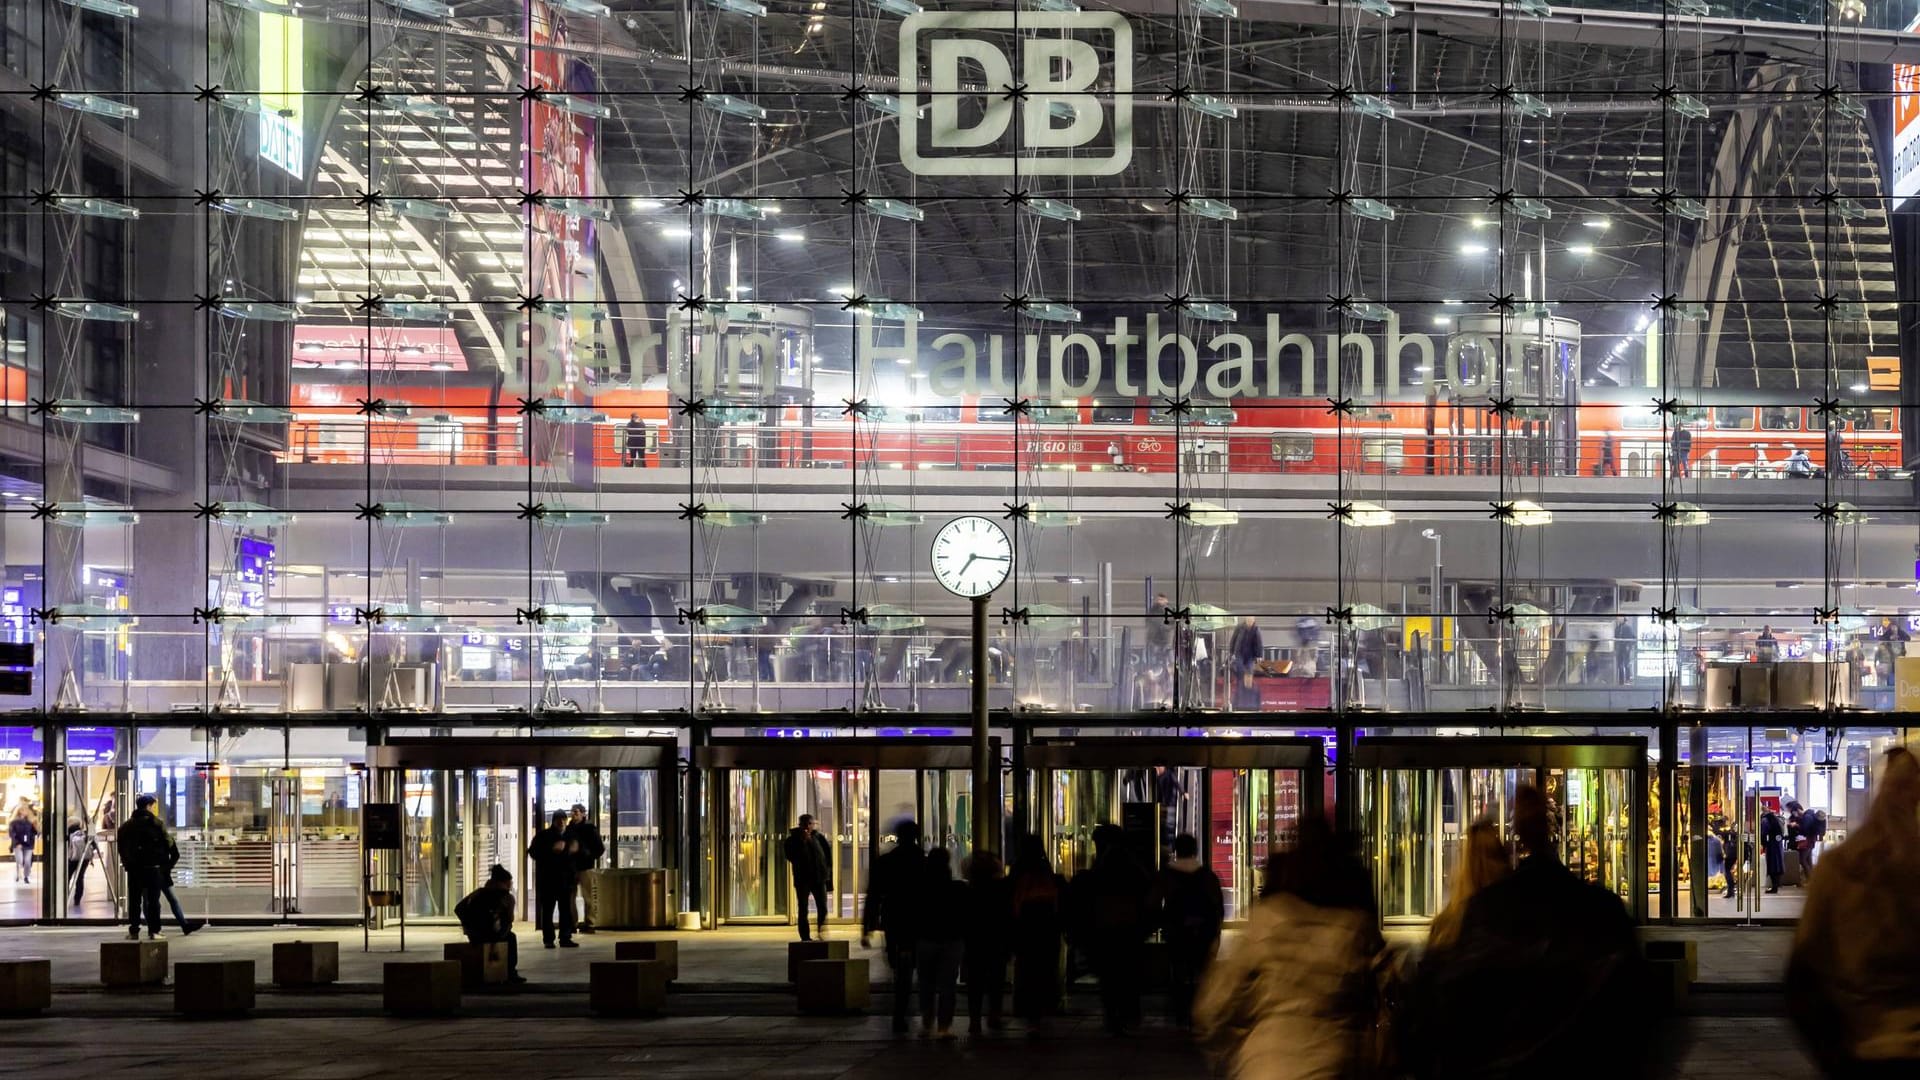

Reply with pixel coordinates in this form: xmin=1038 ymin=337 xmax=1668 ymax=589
xmin=56 ymin=93 xmax=139 ymax=121
xmin=1186 ymin=299 xmax=1237 ymax=322
xmin=387 ymin=94 xmax=456 ymax=121
xmin=1347 ymin=197 xmax=1397 ymax=221
xmin=1187 ymin=197 xmax=1239 ymax=221
xmin=863 ymin=197 xmax=925 ymax=223
xmin=1359 ymin=0 xmax=1396 ymax=15
xmin=1512 ymin=197 xmax=1551 ymax=221
xmin=216 ymin=197 xmax=300 ymax=222
xmin=1345 ymin=299 xmax=1394 ymax=323
xmin=215 ymin=501 xmax=297 ymax=527
xmin=548 ymin=93 xmax=612 ymax=120
xmin=1181 ymin=93 xmax=1238 ymax=120
xmin=385 ymin=0 xmax=453 ymax=18
xmin=703 ymin=197 xmax=770 ymax=222
xmin=385 ymin=301 xmax=452 ymax=322
xmin=704 ymin=0 xmax=768 ymax=15
xmin=700 ymin=93 xmax=766 ymax=122
xmin=47 ymin=502 xmax=140 ymax=527
xmin=52 ymin=301 xmax=139 ymax=323
xmin=1505 ymin=500 xmax=1554 ymax=526
xmin=219 ymin=300 xmax=299 ymax=322
xmin=864 ymin=300 xmax=923 ymax=321
xmin=1666 ymin=94 xmax=1709 ymax=120
xmin=1512 ymin=92 xmax=1551 ymax=118
xmin=51 ymin=195 xmax=139 ymax=220
xmin=385 ymin=197 xmax=454 ymax=222
xmin=45 ymin=400 xmax=140 ymax=424
xmin=58 ymin=0 xmax=139 ymax=19
xmin=548 ymin=0 xmax=609 ymax=15
xmin=545 ymin=197 xmax=613 ymax=223
xmin=869 ymin=0 xmax=922 ymax=17
xmin=46 ymin=604 xmax=137 ymax=628
xmin=1026 ymin=198 xmax=1082 ymax=223
xmin=1025 ymin=299 xmax=1083 ymax=323
xmin=1343 ymin=502 xmax=1394 ymax=527
xmin=1516 ymin=0 xmax=1551 ymax=14
xmin=1192 ymin=0 xmax=1238 ymax=16
xmin=209 ymin=399 xmax=295 ymax=424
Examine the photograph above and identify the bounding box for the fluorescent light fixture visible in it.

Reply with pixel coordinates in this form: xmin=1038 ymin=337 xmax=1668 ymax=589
xmin=1460 ymin=243 xmax=1489 ymax=255
xmin=1567 ymin=243 xmax=1594 ymax=256
xmin=826 ymin=284 xmax=856 ymax=297
xmin=1432 ymin=316 xmax=1451 ymax=327
xmin=1584 ymin=218 xmax=1610 ymax=230
xmin=660 ymin=224 xmax=693 ymax=238
xmin=1849 ymin=382 xmax=1868 ymax=394
xmin=777 ymin=230 xmax=804 ymax=242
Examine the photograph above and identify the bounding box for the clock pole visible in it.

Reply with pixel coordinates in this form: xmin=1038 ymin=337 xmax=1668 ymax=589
xmin=970 ymin=591 xmax=993 ymax=856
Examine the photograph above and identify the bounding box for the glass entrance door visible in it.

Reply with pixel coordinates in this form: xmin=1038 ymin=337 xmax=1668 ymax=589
xmin=718 ymin=768 xmax=789 ymax=921
xmin=401 ymin=767 xmax=526 ymax=919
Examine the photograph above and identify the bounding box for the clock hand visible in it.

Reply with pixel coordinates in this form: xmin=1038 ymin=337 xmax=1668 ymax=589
xmin=956 ymin=553 xmax=979 ymax=577
xmin=975 ymin=554 xmax=1010 ymax=562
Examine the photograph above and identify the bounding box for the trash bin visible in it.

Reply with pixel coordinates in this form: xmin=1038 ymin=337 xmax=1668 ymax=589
xmin=586 ymin=868 xmax=679 ymax=930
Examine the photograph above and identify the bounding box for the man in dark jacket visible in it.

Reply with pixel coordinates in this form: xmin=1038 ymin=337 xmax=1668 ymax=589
xmin=526 ymin=810 xmax=578 ymax=948
xmin=782 ymin=814 xmax=833 ymax=941
xmin=1071 ymin=822 xmax=1154 ymax=1035
xmin=116 ymin=794 xmax=169 ymax=940
xmin=1404 ymin=784 xmax=1659 ymax=1078
xmin=1151 ymin=833 xmax=1224 ymax=1027
xmin=565 ymin=803 xmax=606 ymax=933
xmin=455 ymin=864 xmax=526 ymax=983
xmin=862 ymin=820 xmax=926 ymax=1034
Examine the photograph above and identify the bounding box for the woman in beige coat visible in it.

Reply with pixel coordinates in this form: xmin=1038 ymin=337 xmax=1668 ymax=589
xmin=1194 ymin=823 xmax=1386 ymax=1079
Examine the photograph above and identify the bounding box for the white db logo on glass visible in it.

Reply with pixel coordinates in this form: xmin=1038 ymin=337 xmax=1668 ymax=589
xmin=899 ymin=11 xmax=1133 ymax=177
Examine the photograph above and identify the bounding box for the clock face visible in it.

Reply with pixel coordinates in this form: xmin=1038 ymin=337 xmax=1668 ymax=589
xmin=930 ymin=515 xmax=1013 ymax=598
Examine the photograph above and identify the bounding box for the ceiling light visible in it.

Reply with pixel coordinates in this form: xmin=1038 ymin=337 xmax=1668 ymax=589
xmin=630 ymin=198 xmax=664 ymax=211
xmin=1432 ymin=316 xmax=1451 ymax=327
xmin=826 ymin=284 xmax=855 ymax=297
xmin=660 ymin=225 xmax=692 ymax=238
xmin=1584 ymin=218 xmax=1610 ymax=230
xmin=1849 ymin=382 xmax=1868 ymax=393
xmin=1567 ymin=243 xmax=1593 ymax=255
xmin=778 ymin=230 xmax=804 ymax=242
xmin=1460 ymin=243 xmax=1488 ymax=255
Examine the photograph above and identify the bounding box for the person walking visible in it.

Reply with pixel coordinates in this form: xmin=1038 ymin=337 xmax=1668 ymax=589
xmin=8 ymin=801 xmax=36 ymax=884
xmin=1670 ymin=424 xmax=1693 ymax=478
xmin=783 ymin=813 xmax=833 ymax=941
xmin=1613 ymin=615 xmax=1636 ymax=684
xmin=1194 ymin=821 xmax=1387 ymax=1079
xmin=527 ymin=809 xmax=578 ymax=948
xmin=1009 ymin=835 xmax=1068 ymax=1027
xmin=66 ymin=818 xmax=95 ymax=908
xmin=116 ymin=795 xmax=169 ymax=940
xmin=1761 ymin=805 xmax=1786 ymax=893
xmin=1788 ymin=747 xmax=1920 ymax=1077
xmin=862 ymin=820 xmax=927 ymax=1034
xmin=1402 ymin=785 xmax=1655 ymax=1079
xmin=915 ymin=848 xmax=969 ymax=1039
xmin=1070 ymin=822 xmax=1153 ymax=1035
xmin=1427 ymin=820 xmax=1509 ymax=950
xmin=963 ymin=850 xmax=1010 ymax=1033
xmin=155 ymin=829 xmax=199 ymax=935
xmin=455 ymin=864 xmax=527 ymax=983
xmin=1228 ymin=615 xmax=1264 ymax=710
xmin=1151 ymin=833 xmax=1224 ymax=1027
xmin=565 ymin=803 xmax=605 ymax=934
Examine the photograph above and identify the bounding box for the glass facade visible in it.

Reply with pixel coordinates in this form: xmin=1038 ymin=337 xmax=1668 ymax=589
xmin=0 ymin=0 xmax=1916 ymax=923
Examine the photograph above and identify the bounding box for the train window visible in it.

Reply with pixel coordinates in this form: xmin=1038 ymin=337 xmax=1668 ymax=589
xmin=1028 ymin=401 xmax=1080 ymax=425
xmin=1621 ymin=405 xmax=1662 ymax=429
xmin=1148 ymin=400 xmax=1237 ymax=426
xmin=1713 ymin=407 xmax=1755 ymax=430
xmin=1853 ymin=408 xmax=1895 ymax=431
xmin=918 ymin=405 xmax=960 ymax=423
xmin=1270 ymin=434 xmax=1314 ymax=462
xmin=1760 ymin=407 xmax=1800 ymax=431
xmin=975 ymin=403 xmax=1014 ymax=422
xmin=1091 ymin=402 xmax=1136 ymax=424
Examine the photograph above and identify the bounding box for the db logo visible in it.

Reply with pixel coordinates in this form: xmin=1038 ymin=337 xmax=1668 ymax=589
xmin=898 ymin=11 xmax=1133 ymax=177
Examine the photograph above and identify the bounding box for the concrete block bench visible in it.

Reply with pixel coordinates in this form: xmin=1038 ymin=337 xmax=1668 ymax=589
xmin=797 ymin=958 xmax=869 ymax=1014
xmin=787 ymin=940 xmax=848 ymax=984
xmin=589 ymin=960 xmax=668 ymax=1017
xmin=383 ymin=961 xmax=462 ymax=1015
xmin=174 ymin=961 xmax=255 ymax=1017
xmin=613 ymin=940 xmax=679 ymax=982
xmin=1645 ymin=939 xmax=1698 ymax=985
xmin=272 ymin=941 xmax=340 ymax=988
xmin=101 ymin=940 xmax=168 ymax=988
xmin=0 ymin=959 xmax=52 ymax=1015
xmin=443 ymin=942 xmax=510 ymax=989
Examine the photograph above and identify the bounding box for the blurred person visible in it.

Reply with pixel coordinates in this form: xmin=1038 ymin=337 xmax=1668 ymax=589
xmin=1873 ymin=617 xmax=1910 ymax=657
xmin=1070 ymin=822 xmax=1153 ymax=1035
xmin=1613 ymin=615 xmax=1637 ymax=684
xmin=455 ymin=864 xmax=526 ymax=983
xmin=1785 ymin=447 xmax=1816 ymax=478
xmin=1229 ymin=615 xmax=1264 ymax=710
xmin=1757 ymin=624 xmax=1780 ymax=662
xmin=8 ymin=801 xmax=36 ymax=884
xmin=526 ymin=809 xmax=578 ymax=948
xmin=862 ymin=819 xmax=926 ymax=1034
xmin=783 ymin=813 xmax=833 ymax=941
xmin=1146 ymin=592 xmax=1172 ymax=707
xmin=1427 ymin=820 xmax=1510 ymax=951
xmin=1670 ymin=424 xmax=1692 ymax=478
xmin=915 ymin=848 xmax=969 ymax=1039
xmin=566 ymin=803 xmax=605 ymax=933
xmin=1762 ymin=804 xmax=1786 ymax=894
xmin=155 ymin=827 xmax=199 ymax=935
xmin=623 ymin=412 xmax=645 ymax=466
xmin=1194 ymin=821 xmax=1387 ymax=1079
xmin=1788 ymin=747 xmax=1920 ymax=1077
xmin=964 ymin=850 xmax=1011 ymax=1033
xmin=116 ymin=795 xmax=168 ymax=940
xmin=1009 ymin=834 xmax=1069 ymax=1026
xmin=1401 ymin=784 xmax=1653 ymax=1079
xmin=1151 ymin=832 xmax=1225 ymax=1027
xmin=66 ymin=818 xmax=95 ymax=907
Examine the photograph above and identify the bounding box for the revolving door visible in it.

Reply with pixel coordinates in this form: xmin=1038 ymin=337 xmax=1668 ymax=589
xmin=1025 ymin=738 xmax=1327 ymax=922
xmin=1356 ymin=736 xmax=1648 ymax=924
xmin=696 ymin=738 xmax=999 ymax=929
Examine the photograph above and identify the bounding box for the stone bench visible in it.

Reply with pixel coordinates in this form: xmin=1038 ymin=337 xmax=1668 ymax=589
xmin=101 ymin=940 xmax=168 ymax=988
xmin=613 ymin=940 xmax=679 ymax=982
xmin=589 ymin=960 xmax=669 ymax=1017
xmin=1645 ymin=957 xmax=1690 ymax=1011
xmin=1644 ymin=939 xmax=1698 ymax=985
xmin=443 ymin=941 xmax=510 ymax=989
xmin=272 ymin=941 xmax=340 ymax=988
xmin=383 ymin=961 xmax=462 ymax=1015
xmin=796 ymin=958 xmax=869 ymax=1015
xmin=174 ymin=961 xmax=255 ymax=1017
xmin=787 ymin=940 xmax=848 ymax=984
xmin=0 ymin=959 xmax=52 ymax=1015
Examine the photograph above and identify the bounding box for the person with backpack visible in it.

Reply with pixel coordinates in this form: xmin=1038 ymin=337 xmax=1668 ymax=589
xmin=1070 ymin=823 xmax=1154 ymax=1035
xmin=1009 ymin=834 xmax=1068 ymax=1027
xmin=1151 ymin=833 xmax=1225 ymax=1027
xmin=565 ymin=803 xmax=606 ymax=933
xmin=116 ymin=795 xmax=169 ymax=940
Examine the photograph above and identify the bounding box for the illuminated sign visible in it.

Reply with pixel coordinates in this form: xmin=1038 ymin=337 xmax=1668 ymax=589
xmin=1895 ymin=15 xmax=1920 ymax=209
xmin=259 ymin=11 xmax=305 ymax=177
